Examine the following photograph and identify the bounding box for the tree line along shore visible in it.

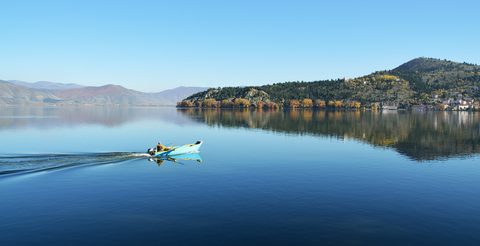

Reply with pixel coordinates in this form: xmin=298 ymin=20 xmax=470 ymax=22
xmin=179 ymin=98 xmax=363 ymax=110
xmin=177 ymin=98 xmax=480 ymax=111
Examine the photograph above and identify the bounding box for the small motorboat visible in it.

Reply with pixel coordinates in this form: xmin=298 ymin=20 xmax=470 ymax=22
xmin=147 ymin=141 xmax=203 ymax=157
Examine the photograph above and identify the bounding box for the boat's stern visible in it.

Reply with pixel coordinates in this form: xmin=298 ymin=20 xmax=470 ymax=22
xmin=147 ymin=148 xmax=156 ymax=156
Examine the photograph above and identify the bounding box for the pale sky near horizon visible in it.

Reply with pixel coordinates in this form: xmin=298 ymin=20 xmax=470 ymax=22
xmin=0 ymin=0 xmax=478 ymax=92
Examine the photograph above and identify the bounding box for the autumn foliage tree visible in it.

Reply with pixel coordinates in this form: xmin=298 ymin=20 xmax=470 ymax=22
xmin=346 ymin=101 xmax=361 ymax=109
xmin=234 ymin=98 xmax=251 ymax=108
xmin=288 ymin=99 xmax=300 ymax=108
xmin=353 ymin=101 xmax=361 ymax=109
xmin=220 ymin=99 xmax=234 ymax=108
xmin=177 ymin=100 xmax=194 ymax=107
xmin=327 ymin=100 xmax=344 ymax=108
xmin=301 ymin=99 xmax=313 ymax=108
xmin=203 ymin=99 xmax=218 ymax=108
xmin=334 ymin=100 xmax=344 ymax=108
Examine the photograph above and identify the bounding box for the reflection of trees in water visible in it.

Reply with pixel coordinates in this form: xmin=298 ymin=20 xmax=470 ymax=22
xmin=179 ymin=109 xmax=480 ymax=161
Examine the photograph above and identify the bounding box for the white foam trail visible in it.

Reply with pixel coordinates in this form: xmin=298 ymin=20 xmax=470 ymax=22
xmin=0 ymin=152 xmax=150 ymax=177
xmin=129 ymin=153 xmax=151 ymax=157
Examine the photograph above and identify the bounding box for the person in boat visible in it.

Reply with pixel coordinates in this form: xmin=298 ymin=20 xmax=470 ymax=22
xmin=156 ymin=142 xmax=166 ymax=152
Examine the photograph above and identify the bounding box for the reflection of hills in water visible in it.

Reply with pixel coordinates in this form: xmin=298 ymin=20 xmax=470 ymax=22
xmin=0 ymin=107 xmax=198 ymax=130
xmin=179 ymin=109 xmax=480 ymax=161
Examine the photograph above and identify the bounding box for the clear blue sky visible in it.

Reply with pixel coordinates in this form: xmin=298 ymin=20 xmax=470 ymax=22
xmin=0 ymin=0 xmax=478 ymax=92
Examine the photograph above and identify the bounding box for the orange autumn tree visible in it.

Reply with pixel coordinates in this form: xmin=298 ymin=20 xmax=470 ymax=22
xmin=288 ymin=99 xmax=300 ymax=108
xmin=334 ymin=100 xmax=344 ymax=108
xmin=301 ymin=99 xmax=313 ymax=108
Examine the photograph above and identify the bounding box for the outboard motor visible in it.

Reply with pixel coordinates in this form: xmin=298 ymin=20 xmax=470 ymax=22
xmin=147 ymin=148 xmax=155 ymax=156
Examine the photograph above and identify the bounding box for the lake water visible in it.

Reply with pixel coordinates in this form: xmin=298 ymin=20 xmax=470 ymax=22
xmin=1 ymin=107 xmax=480 ymax=245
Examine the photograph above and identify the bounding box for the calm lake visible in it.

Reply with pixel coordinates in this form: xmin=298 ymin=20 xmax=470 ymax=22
xmin=1 ymin=107 xmax=480 ymax=245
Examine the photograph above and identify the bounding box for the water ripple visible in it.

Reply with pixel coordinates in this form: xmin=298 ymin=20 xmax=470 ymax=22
xmin=0 ymin=152 xmax=150 ymax=176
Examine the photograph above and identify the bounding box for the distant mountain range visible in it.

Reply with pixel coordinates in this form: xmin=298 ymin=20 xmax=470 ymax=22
xmin=8 ymin=80 xmax=85 ymax=90
xmin=0 ymin=80 xmax=208 ymax=106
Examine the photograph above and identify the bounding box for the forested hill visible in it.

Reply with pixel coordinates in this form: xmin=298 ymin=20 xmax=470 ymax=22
xmin=180 ymin=58 xmax=480 ymax=109
xmin=391 ymin=58 xmax=480 ymax=94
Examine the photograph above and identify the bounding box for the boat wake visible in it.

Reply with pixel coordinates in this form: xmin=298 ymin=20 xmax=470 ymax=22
xmin=0 ymin=152 xmax=149 ymax=177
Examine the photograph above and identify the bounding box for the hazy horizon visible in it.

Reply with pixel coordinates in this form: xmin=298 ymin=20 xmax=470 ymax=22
xmin=1 ymin=0 xmax=478 ymax=92
xmin=2 ymin=79 xmax=208 ymax=93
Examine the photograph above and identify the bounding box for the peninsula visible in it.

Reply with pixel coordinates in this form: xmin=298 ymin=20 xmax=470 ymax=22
xmin=179 ymin=58 xmax=480 ymax=111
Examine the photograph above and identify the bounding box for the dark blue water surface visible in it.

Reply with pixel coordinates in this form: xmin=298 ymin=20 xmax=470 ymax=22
xmin=1 ymin=107 xmax=480 ymax=245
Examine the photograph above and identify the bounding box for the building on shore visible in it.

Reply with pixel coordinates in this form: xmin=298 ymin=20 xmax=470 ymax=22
xmin=454 ymin=98 xmax=474 ymax=110
xmin=382 ymin=103 xmax=398 ymax=110
xmin=382 ymin=105 xmax=398 ymax=110
xmin=439 ymin=98 xmax=475 ymax=111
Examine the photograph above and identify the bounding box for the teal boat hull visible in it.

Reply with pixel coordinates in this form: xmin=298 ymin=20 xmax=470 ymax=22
xmin=150 ymin=141 xmax=203 ymax=157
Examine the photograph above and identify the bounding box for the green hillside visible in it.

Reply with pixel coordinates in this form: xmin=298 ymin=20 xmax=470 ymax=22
xmin=179 ymin=58 xmax=480 ymax=109
xmin=391 ymin=57 xmax=480 ymax=99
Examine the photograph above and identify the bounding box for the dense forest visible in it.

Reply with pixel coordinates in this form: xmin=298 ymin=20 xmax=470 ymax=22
xmin=178 ymin=58 xmax=480 ymax=110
